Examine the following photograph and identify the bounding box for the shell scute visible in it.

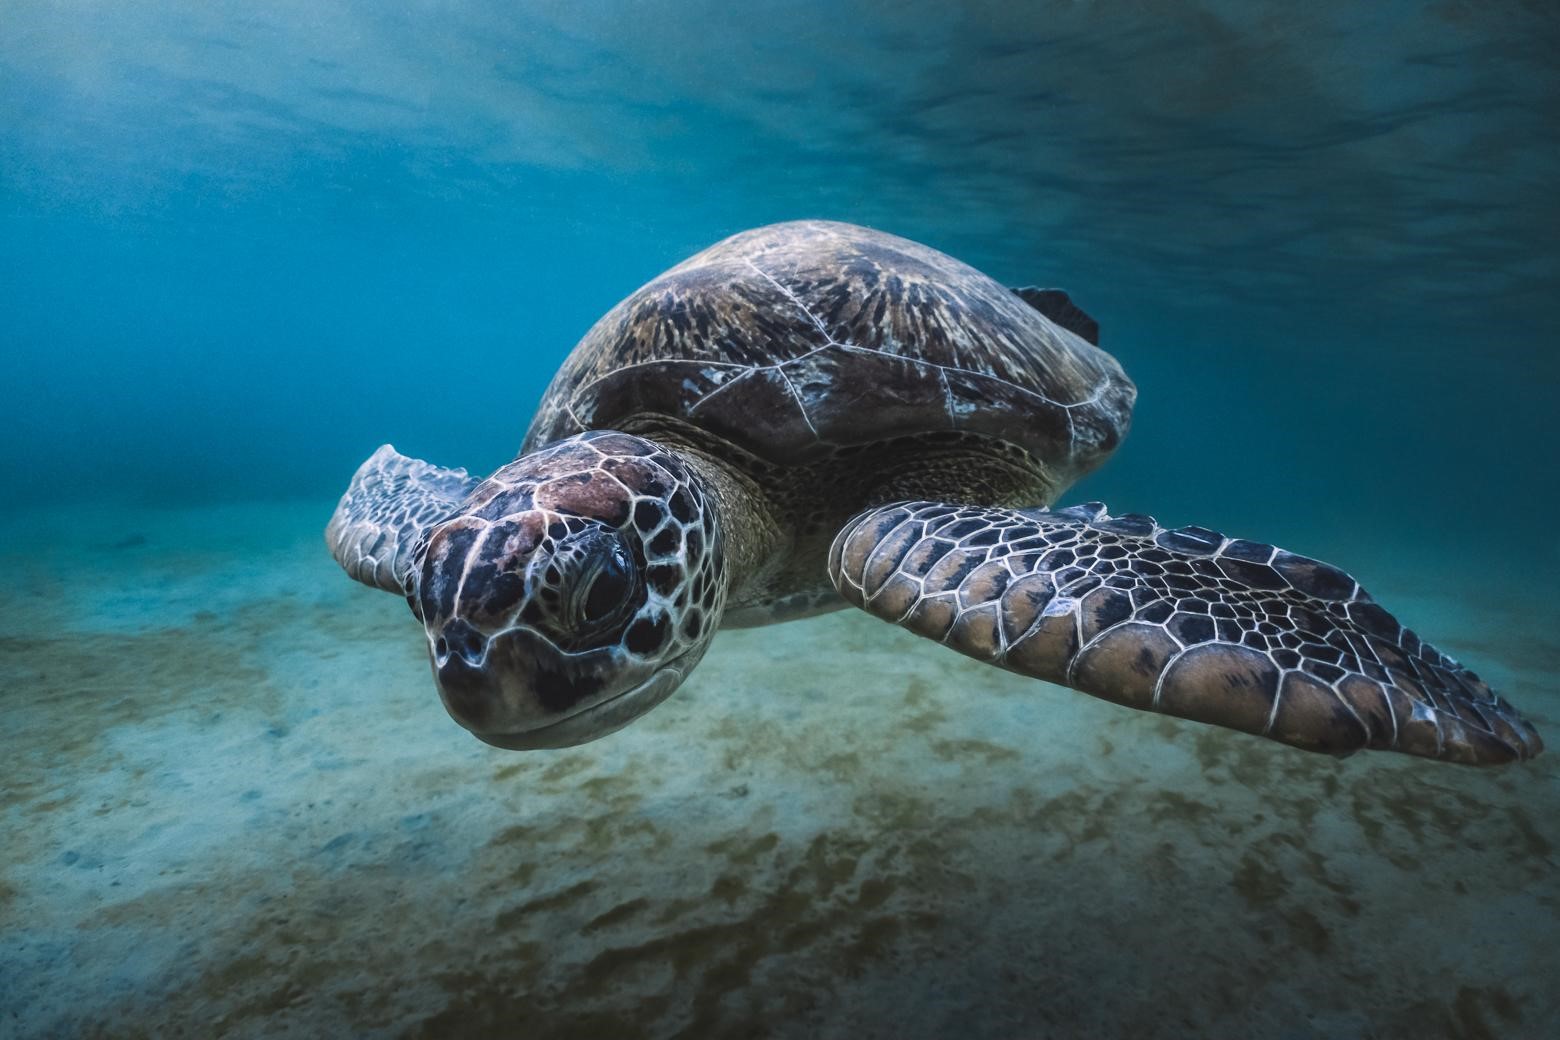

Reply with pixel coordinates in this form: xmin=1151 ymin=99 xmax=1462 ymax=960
xmin=523 ymin=221 xmax=1134 ymax=481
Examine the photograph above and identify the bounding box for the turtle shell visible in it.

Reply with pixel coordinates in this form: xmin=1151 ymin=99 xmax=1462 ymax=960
xmin=524 ymin=221 xmax=1135 ymax=483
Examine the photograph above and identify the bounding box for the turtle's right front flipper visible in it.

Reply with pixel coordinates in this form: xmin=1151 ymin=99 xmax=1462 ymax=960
xmin=829 ymin=501 xmax=1543 ymax=766
xmin=326 ymin=445 xmax=479 ymax=593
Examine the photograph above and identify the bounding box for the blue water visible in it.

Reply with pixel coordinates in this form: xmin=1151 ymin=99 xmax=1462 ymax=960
xmin=3 ymin=3 xmax=1558 ymax=1037
xmin=7 ymin=2 xmax=1558 ymax=550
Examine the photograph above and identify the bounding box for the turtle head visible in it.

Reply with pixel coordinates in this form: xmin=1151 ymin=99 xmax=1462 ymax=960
xmin=405 ymin=432 xmax=727 ymax=749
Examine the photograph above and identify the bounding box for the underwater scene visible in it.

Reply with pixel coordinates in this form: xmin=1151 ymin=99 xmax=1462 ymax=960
xmin=3 ymin=2 xmax=1558 ymax=1037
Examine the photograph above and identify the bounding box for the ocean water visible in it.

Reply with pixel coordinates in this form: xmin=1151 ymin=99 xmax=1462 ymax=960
xmin=2 ymin=2 xmax=1557 ymax=1037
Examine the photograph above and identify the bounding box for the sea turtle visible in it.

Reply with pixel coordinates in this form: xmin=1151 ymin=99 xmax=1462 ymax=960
xmin=326 ymin=220 xmax=1541 ymax=765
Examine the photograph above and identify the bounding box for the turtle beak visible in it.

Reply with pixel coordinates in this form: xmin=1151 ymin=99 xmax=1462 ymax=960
xmin=426 ymin=622 xmax=688 ymax=750
xmin=433 ymin=619 xmax=491 ymax=710
xmin=432 ymin=636 xmax=499 ymax=734
xmin=428 ymin=625 xmax=610 ymax=738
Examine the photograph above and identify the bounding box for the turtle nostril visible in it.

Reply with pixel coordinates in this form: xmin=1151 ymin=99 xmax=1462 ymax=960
xmin=437 ymin=620 xmax=487 ymax=667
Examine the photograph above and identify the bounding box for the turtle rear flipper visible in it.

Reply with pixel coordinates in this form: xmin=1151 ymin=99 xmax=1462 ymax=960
xmin=326 ymin=445 xmax=479 ymax=593
xmin=1010 ymin=287 xmax=1100 ymax=345
xmin=829 ymin=501 xmax=1542 ymax=765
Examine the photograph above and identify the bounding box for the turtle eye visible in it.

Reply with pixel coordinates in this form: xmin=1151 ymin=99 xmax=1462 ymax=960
xmin=572 ymin=539 xmax=635 ymax=628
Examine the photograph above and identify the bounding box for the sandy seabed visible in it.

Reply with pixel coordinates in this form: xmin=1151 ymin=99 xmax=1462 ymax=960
xmin=2 ymin=499 xmax=1556 ymax=1039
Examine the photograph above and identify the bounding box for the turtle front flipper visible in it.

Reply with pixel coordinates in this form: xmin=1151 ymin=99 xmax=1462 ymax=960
xmin=326 ymin=445 xmax=479 ymax=593
xmin=829 ymin=502 xmax=1543 ymax=765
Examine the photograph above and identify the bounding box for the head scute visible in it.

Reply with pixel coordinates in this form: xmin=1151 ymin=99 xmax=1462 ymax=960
xmin=398 ymin=431 xmax=725 ymax=748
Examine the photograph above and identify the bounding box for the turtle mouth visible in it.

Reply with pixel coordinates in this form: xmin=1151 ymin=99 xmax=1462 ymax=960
xmin=468 ymin=655 xmax=692 ymax=750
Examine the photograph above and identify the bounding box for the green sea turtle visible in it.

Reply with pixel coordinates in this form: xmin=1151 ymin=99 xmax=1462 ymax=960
xmin=326 ymin=220 xmax=1541 ymax=765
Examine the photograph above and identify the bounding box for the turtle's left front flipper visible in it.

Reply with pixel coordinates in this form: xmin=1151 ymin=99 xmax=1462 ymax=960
xmin=326 ymin=445 xmax=480 ymax=593
xmin=829 ymin=501 xmax=1542 ymax=765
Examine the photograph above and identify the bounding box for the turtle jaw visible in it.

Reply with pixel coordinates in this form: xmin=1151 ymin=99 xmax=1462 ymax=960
xmin=431 ymin=625 xmax=700 ymax=750
xmin=466 ymin=657 xmax=693 ymax=750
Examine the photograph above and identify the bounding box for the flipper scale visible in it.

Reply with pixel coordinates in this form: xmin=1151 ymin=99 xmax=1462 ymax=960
xmin=326 ymin=445 xmax=479 ymax=593
xmin=830 ymin=501 xmax=1542 ymax=765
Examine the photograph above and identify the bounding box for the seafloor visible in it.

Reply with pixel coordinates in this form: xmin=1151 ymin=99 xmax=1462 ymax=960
xmin=2 ymin=499 xmax=1556 ymax=1039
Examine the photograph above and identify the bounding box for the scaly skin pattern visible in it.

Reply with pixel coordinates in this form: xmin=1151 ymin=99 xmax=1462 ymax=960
xmin=325 ymin=446 xmax=479 ymax=593
xmin=830 ymin=501 xmax=1542 ymax=765
xmin=405 ymin=431 xmax=727 ymax=746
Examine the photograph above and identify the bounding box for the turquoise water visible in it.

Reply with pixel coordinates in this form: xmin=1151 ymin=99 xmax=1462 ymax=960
xmin=3 ymin=3 xmax=1558 ymax=1037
